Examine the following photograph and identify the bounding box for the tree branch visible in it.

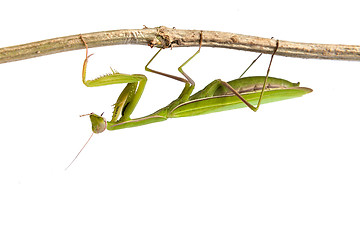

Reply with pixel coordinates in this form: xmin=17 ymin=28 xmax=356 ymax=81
xmin=1 ymin=26 xmax=360 ymax=64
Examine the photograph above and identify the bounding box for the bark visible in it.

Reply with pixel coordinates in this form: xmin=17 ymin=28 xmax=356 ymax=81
xmin=1 ymin=26 xmax=359 ymax=64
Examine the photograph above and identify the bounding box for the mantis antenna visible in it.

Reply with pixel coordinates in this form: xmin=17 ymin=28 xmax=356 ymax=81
xmin=65 ymin=132 xmax=94 ymax=170
xmin=65 ymin=113 xmax=106 ymax=170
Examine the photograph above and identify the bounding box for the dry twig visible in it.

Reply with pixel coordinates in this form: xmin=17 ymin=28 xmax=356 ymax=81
xmin=1 ymin=26 xmax=359 ymax=64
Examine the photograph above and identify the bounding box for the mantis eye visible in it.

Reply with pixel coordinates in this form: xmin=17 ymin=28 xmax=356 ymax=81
xmin=89 ymin=113 xmax=107 ymax=133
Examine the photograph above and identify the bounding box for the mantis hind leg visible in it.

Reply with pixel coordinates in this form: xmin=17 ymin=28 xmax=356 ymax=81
xmin=220 ymin=39 xmax=280 ymax=112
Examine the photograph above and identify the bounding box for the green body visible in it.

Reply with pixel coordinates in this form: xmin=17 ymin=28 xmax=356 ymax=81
xmin=65 ymin=37 xmax=312 ymax=169
xmin=80 ymin=40 xmax=312 ymax=134
xmin=90 ymin=76 xmax=311 ymax=131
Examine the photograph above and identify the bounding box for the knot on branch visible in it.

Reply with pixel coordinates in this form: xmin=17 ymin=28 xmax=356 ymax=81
xmin=148 ymin=26 xmax=182 ymax=49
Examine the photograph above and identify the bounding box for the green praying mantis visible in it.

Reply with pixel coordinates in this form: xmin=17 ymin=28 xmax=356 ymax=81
xmin=66 ymin=34 xmax=312 ymax=169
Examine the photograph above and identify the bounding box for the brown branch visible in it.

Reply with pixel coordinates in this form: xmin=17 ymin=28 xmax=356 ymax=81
xmin=1 ymin=26 xmax=360 ymax=64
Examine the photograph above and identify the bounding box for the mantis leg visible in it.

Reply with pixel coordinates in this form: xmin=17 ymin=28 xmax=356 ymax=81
xmin=145 ymin=32 xmax=203 ymax=102
xmin=144 ymin=49 xmax=189 ymax=84
xmin=220 ymin=40 xmax=280 ymax=112
xmin=145 ymin=33 xmax=203 ymax=86
xmin=79 ymin=35 xmax=148 ymax=123
xmin=238 ymin=53 xmax=263 ymax=79
xmin=111 ymin=78 xmax=147 ymax=122
xmin=176 ymin=32 xmax=203 ymax=86
xmin=80 ymin=35 xmax=146 ymax=87
xmin=237 ymin=38 xmax=278 ymax=78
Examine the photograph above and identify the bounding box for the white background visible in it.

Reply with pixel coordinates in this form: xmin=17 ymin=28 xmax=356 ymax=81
xmin=0 ymin=1 xmax=359 ymax=239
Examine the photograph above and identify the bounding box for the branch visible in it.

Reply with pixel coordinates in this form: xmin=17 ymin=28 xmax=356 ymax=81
xmin=1 ymin=26 xmax=360 ymax=64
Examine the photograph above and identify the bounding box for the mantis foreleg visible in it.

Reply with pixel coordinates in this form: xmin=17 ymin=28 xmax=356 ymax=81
xmin=80 ymin=35 xmax=148 ymax=124
xmin=80 ymin=35 xmax=146 ymax=88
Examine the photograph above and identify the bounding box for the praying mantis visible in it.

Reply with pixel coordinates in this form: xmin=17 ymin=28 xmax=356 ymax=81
xmin=66 ymin=34 xmax=312 ymax=169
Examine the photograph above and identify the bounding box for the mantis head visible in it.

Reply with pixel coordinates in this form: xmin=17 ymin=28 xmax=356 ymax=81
xmin=87 ymin=113 xmax=107 ymax=134
xmin=65 ymin=112 xmax=107 ymax=170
